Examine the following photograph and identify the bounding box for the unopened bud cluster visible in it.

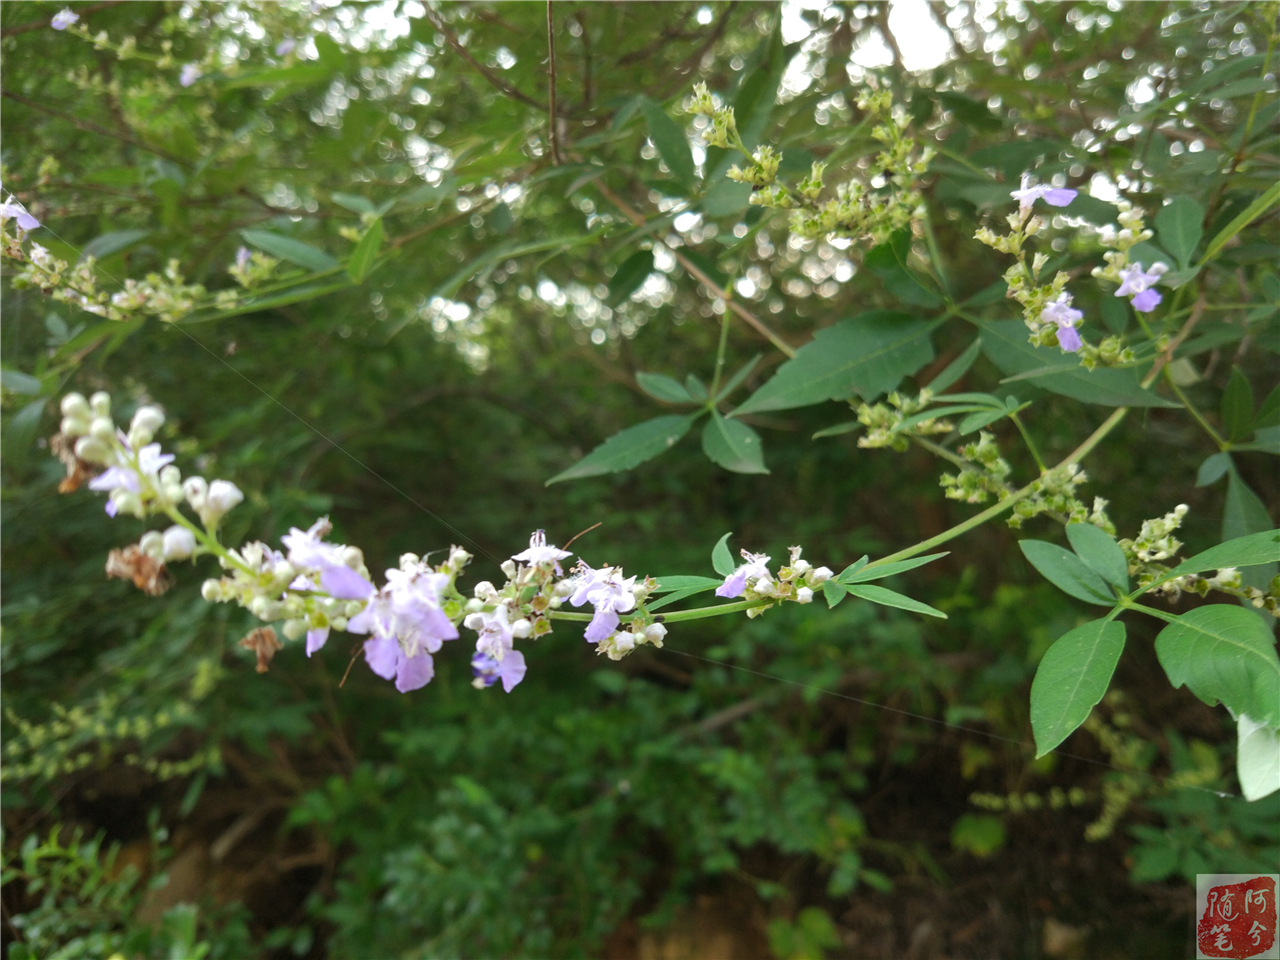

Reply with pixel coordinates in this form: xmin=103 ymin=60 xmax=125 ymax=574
xmin=714 ymin=545 xmax=832 ymax=618
xmin=853 ymin=389 xmax=952 ymax=452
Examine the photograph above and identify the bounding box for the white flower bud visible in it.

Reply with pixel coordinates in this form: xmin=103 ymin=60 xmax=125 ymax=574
xmin=791 ymin=559 xmax=812 ymax=576
xmin=130 ymin=405 xmax=165 ymax=436
xmin=644 ymin=623 xmax=667 ymax=644
xmin=331 ymin=616 xmax=348 ymax=632
xmin=201 ymin=579 xmax=224 ymax=602
xmin=553 ymin=579 xmax=574 ymax=597
xmin=548 ymin=596 xmax=562 ymax=608
xmin=807 ymin=566 xmax=833 ymax=586
xmin=74 ymin=437 xmax=112 ymax=464
xmin=511 ymin=618 xmax=532 ymax=639
xmin=464 ymin=597 xmax=484 ymax=613
xmin=139 ymin=530 xmax=164 ymax=559
xmin=183 ymin=476 xmax=208 ymax=509
xmin=160 ymin=465 xmax=181 ymax=486
xmin=1174 ymin=503 xmax=1188 ymax=518
xmin=128 ymin=426 xmax=154 ymax=448
xmin=400 ymin=552 xmax=420 ymax=567
xmin=340 ymin=546 xmax=363 ymax=570
xmin=162 ymin=525 xmax=196 ymax=560
xmin=500 ymin=560 xmax=517 ymax=579
xmin=61 ymin=415 xmax=90 ymax=438
xmin=89 ymin=416 xmax=115 ymax=442
xmin=449 ymin=546 xmax=472 ymax=568
xmin=112 ymin=490 xmax=143 ymax=517
xmin=203 ymin=480 xmax=243 ymax=522
xmin=473 ymin=580 xmax=497 ymax=600
xmin=283 ymin=595 xmax=305 ymax=617
xmin=344 ymin=600 xmax=365 ymax=618
xmin=282 ymin=618 xmax=307 ymax=641
xmin=796 ymin=587 xmax=814 ymax=604
xmin=614 ymin=632 xmax=636 ymax=654
xmin=61 ymin=393 xmax=90 ymax=418
xmin=89 ymin=391 xmax=111 ymax=417
xmin=463 ymin=613 xmax=485 ymax=630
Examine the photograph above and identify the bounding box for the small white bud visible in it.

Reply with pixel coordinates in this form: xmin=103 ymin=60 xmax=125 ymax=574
xmin=473 ymin=580 xmax=497 ymax=600
xmin=139 ymin=530 xmax=164 ymax=559
xmin=465 ymin=598 xmax=484 ymax=613
xmin=331 ymin=616 xmax=348 ymax=632
xmin=73 ymin=436 xmax=110 ymax=463
xmin=644 ymin=623 xmax=667 ymax=644
xmin=89 ymin=416 xmax=115 ymax=442
xmin=463 ymin=613 xmax=485 ymax=630
xmin=548 ymin=596 xmax=563 ymax=608
xmin=449 ymin=546 xmax=472 ymax=568
xmin=511 ymin=618 xmax=532 ymax=639
xmin=61 ymin=393 xmax=90 ymax=418
xmin=553 ymin=579 xmax=574 ymax=597
xmin=400 ymin=552 xmax=420 ymax=567
xmin=614 ymin=632 xmax=636 ymax=654
xmin=130 ymin=405 xmax=165 ymax=436
xmin=201 ymin=579 xmax=223 ymax=602
xmin=344 ymin=600 xmax=366 ymax=617
xmin=271 ymin=560 xmax=295 ymax=581
xmin=500 ymin=560 xmax=517 ymax=579
xmin=340 ymin=546 xmax=364 ymax=569
xmin=183 ymin=476 xmax=208 ymax=509
xmin=128 ymin=426 xmax=154 ymax=448
xmin=796 ymin=587 xmax=814 ymax=604
xmin=89 ymin=391 xmax=111 ymax=417
xmin=162 ymin=525 xmax=196 ymax=560
xmin=753 ymin=579 xmax=777 ymax=597
xmin=160 ymin=465 xmax=181 ymax=486
xmin=112 ymin=490 xmax=143 ymax=517
xmin=808 ymin=566 xmax=833 ymax=586
xmin=204 ymin=480 xmax=243 ymax=522
xmin=791 ymin=559 xmax=812 ymax=576
xmin=60 ymin=415 xmax=90 ymax=438
xmin=282 ymin=618 xmax=307 ymax=641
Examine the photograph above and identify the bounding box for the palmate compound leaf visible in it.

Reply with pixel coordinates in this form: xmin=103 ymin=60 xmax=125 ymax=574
xmin=545 ymin=414 xmax=699 ymax=484
xmin=1030 ymin=619 xmax=1126 ymax=757
xmin=1019 ymin=540 xmax=1116 ymax=605
xmin=701 ymin=412 xmax=768 ymax=474
xmin=733 ymin=311 xmax=934 ymax=415
xmin=1154 ymin=605 xmax=1280 ymax=727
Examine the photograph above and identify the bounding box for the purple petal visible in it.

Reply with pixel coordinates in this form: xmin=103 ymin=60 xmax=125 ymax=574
xmin=499 ymin=650 xmax=527 ymax=692
xmin=306 ymin=627 xmax=329 ymax=657
xmin=1131 ymin=288 xmax=1162 ymax=313
xmin=715 ymin=571 xmax=746 ymax=599
xmin=104 ymin=499 xmax=119 ymax=517
xmin=1056 ymin=325 xmax=1083 ymax=353
xmin=363 ymin=635 xmax=399 ymax=680
xmin=319 ymin=564 xmax=375 ymax=600
xmin=346 ymin=606 xmax=373 ymax=634
xmin=1042 ymin=188 xmax=1077 ymax=207
xmin=584 ymin=607 xmax=620 ymax=643
xmin=395 ymin=651 xmax=434 ymax=692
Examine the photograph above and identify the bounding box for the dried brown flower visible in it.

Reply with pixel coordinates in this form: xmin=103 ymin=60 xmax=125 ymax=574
xmin=50 ymin=432 xmax=95 ymax=494
xmin=239 ymin=627 xmax=282 ymax=674
xmin=105 ymin=544 xmax=173 ymax=596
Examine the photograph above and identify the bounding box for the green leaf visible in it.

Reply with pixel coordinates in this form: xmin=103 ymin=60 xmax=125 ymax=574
xmin=1224 ymin=466 xmax=1277 ymax=590
xmin=1221 ymin=368 xmax=1255 ymax=442
xmin=824 ymin=580 xmax=849 ymax=608
xmin=1154 ymin=196 xmax=1204 ymax=269
xmin=331 ymin=192 xmax=377 ymax=215
xmin=1196 ymin=452 xmax=1232 ymax=487
xmin=701 ymin=412 xmax=768 ymax=474
xmin=951 ymin=813 xmax=1006 ymax=857
xmin=734 ymin=311 xmax=934 ymax=415
xmin=636 ymin=372 xmax=693 ymax=403
xmin=837 ymin=556 xmax=869 ymax=580
xmin=1018 ymin=540 xmax=1115 ymax=605
xmin=864 ymin=235 xmax=942 ymax=307
xmin=1255 ymin=384 xmax=1280 ymax=429
xmin=1 ymin=367 xmax=43 ymax=395
xmin=80 ymin=228 xmax=150 ymax=261
xmin=2 ymin=399 xmax=46 ymax=473
xmin=684 ymin=374 xmax=708 ymax=401
xmin=812 ymin=421 xmax=861 ymax=439
xmin=240 ymin=229 xmax=338 ymax=272
xmin=1201 ymin=181 xmax=1280 ymax=264
xmin=981 ymin=322 xmax=1178 ymax=407
xmin=1237 ymin=715 xmax=1280 ymax=801
xmin=1168 ymin=529 xmax=1280 ymax=578
xmin=1065 ymin=524 xmax=1129 ymax=590
xmin=711 ymin=532 xmax=735 ymax=577
xmin=224 ymin=63 xmax=332 ymax=91
xmin=958 ymin=409 xmax=1009 ymax=434
xmin=841 ymin=552 xmax=948 ymax=584
xmin=652 ymin=575 xmax=723 ymax=593
xmin=1031 ymin=620 xmax=1127 ymax=757
xmin=1155 ymin=605 xmax=1280 ymax=726
xmin=844 ymin=584 xmax=948 ymax=619
xmin=925 ymin=339 xmax=982 ymax=393
xmin=607 ymin=249 xmax=655 ymax=306
xmin=640 ymin=98 xmax=696 ymax=190
xmin=647 ymin=585 xmax=718 ymax=611
xmin=714 ymin=354 xmax=761 ymax=402
xmin=347 ymin=218 xmax=383 ymax=283
xmin=545 ymin=414 xmax=698 ymax=484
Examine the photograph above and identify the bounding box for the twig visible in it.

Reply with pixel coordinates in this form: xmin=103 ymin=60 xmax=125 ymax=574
xmin=1 ymin=88 xmax=187 ymax=165
xmin=655 ymin=2 xmax=741 ymax=101
xmin=562 ymin=521 xmax=602 ymax=551
xmin=546 ymin=0 xmax=562 ymax=164
xmin=422 ymin=8 xmax=546 ymax=111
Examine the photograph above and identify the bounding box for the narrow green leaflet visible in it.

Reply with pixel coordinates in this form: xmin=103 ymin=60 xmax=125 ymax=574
xmin=347 ymin=218 xmax=383 ymax=284
xmin=1065 ymin=524 xmax=1129 ymax=590
xmin=1030 ymin=620 xmax=1127 ymax=757
xmin=1220 ymin=368 xmax=1254 ymax=442
xmin=331 ymin=192 xmax=377 ymax=215
xmin=1196 ymin=451 xmax=1232 ymax=487
xmin=734 ymin=312 xmax=934 ymax=415
xmin=545 ymin=414 xmax=698 ymax=484
xmin=981 ymin=322 xmax=1178 ymax=407
xmin=958 ymin=409 xmax=1009 ymax=434
xmin=1018 ymin=540 xmax=1115 ymax=605
xmin=640 ymin=98 xmax=696 ymax=191
xmin=844 ymin=584 xmax=948 ymax=619
xmin=924 ymin=339 xmax=982 ymax=393
xmin=1201 ymin=181 xmax=1280 ymax=264
xmin=812 ymin=422 xmax=860 ymax=439
xmin=1168 ymin=529 xmax=1280 ymax=577
xmin=240 ymin=229 xmax=338 ymax=272
xmin=711 ymin=533 xmax=735 ymax=577
xmin=1154 ymin=196 xmax=1204 ymax=268
xmin=652 ymin=575 xmax=724 ymax=593
xmin=607 ymin=249 xmax=655 ymax=306
xmin=1254 ymin=384 xmax=1280 ymax=430
xmin=1154 ymin=605 xmax=1280 ymax=726
xmin=714 ymin=354 xmax=762 ymax=402
xmin=1 ymin=368 xmax=43 ymax=395
xmin=1224 ymin=467 xmax=1277 ymax=590
xmin=80 ymin=229 xmax=150 ymax=261
xmin=836 ymin=556 xmax=869 ymax=581
xmin=701 ymin=412 xmax=768 ymax=474
xmin=636 ymin=372 xmax=693 ymax=403
xmin=647 ymin=586 xmax=718 ymax=611
xmin=1237 ymin=715 xmax=1280 ymax=801
xmin=824 ymin=580 xmax=849 ymax=608
xmin=841 ymin=552 xmax=948 ymax=584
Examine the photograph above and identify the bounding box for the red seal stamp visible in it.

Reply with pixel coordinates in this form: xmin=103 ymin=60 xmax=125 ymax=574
xmin=1197 ymin=875 xmax=1279 ymax=960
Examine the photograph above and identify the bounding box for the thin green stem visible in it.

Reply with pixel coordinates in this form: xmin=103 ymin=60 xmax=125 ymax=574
xmin=1164 ymin=371 xmax=1227 ymax=449
xmin=1009 ymin=411 xmax=1047 ymax=472
xmin=911 ymin=435 xmax=971 ymax=472
xmin=1120 ymin=600 xmax=1181 ymax=625
xmin=708 ymin=303 xmax=733 ymax=402
xmin=921 ymin=207 xmax=952 ymax=302
xmin=549 ymin=596 xmax=767 ymax=625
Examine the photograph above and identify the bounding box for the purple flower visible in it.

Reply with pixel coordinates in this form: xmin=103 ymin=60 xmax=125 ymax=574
xmin=715 ymin=551 xmax=772 ymax=599
xmin=179 ymin=64 xmax=202 ymax=88
xmin=1040 ymin=293 xmax=1084 ymax=354
xmin=235 ymin=246 xmax=251 ymax=269
xmin=347 ymin=560 xmax=458 ymax=692
xmin=282 ymin=517 xmax=374 ymax=600
xmin=569 ymin=563 xmax=636 ymax=642
xmin=1115 ymin=262 xmax=1168 ymax=313
xmin=275 ymin=38 xmax=296 ymax=56
xmin=306 ymin=626 xmax=329 ymax=657
xmin=88 ymin=439 xmax=175 ymax=515
xmin=471 ymin=649 xmax=527 ymax=692
xmin=1 ymin=199 xmax=40 ymax=232
xmin=464 ymin=604 xmax=513 ymax=661
xmin=511 ymin=529 xmax=572 ymax=573
xmin=1010 ymin=173 xmax=1077 ymax=216
xmin=51 ymin=8 xmax=78 ymax=30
